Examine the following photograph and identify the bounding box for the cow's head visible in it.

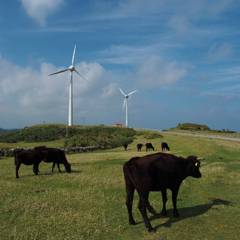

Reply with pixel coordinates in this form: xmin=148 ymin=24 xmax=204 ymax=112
xmin=65 ymin=162 xmax=71 ymax=173
xmin=186 ymin=156 xmax=202 ymax=178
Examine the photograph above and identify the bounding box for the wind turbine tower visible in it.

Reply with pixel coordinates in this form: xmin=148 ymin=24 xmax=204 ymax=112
xmin=119 ymin=88 xmax=137 ymax=128
xmin=49 ymin=45 xmax=86 ymax=126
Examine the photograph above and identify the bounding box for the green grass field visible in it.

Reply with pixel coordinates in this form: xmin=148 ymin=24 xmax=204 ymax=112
xmin=0 ymin=133 xmax=240 ymax=240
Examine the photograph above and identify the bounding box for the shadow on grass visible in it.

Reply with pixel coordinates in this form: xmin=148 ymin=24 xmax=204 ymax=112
xmin=16 ymin=170 xmax=81 ymax=179
xmin=71 ymin=169 xmax=82 ymax=174
xmin=152 ymin=198 xmax=232 ymax=231
xmin=133 ymin=199 xmax=232 ymax=231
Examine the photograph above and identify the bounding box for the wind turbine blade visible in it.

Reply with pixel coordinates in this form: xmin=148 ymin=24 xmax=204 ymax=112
xmin=48 ymin=68 xmax=69 ymax=76
xmin=72 ymin=44 xmax=76 ymax=65
xmin=74 ymin=69 xmax=87 ymax=81
xmin=128 ymin=90 xmax=137 ymax=96
xmin=119 ymin=88 xmax=126 ymax=96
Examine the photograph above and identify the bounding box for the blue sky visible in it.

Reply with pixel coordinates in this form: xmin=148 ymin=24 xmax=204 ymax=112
xmin=0 ymin=0 xmax=240 ymax=130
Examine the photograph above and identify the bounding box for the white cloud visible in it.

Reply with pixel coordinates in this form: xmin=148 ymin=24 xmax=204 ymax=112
xmin=136 ymin=56 xmax=188 ymax=87
xmin=0 ymin=54 xmax=188 ymax=128
xmin=101 ymin=83 xmax=119 ymax=98
xmin=20 ymin=0 xmax=64 ymax=26
xmin=0 ymin=57 xmax=110 ymax=127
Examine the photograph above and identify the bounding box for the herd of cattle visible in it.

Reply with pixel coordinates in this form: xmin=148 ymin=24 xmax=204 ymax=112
xmin=4 ymin=140 xmax=202 ymax=232
xmin=124 ymin=142 xmax=170 ymax=152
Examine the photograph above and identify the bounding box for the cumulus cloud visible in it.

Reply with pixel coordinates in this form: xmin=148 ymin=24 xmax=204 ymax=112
xmin=136 ymin=56 xmax=188 ymax=87
xmin=0 ymin=57 xmax=113 ymax=127
xmin=20 ymin=0 xmax=64 ymax=26
xmin=0 ymin=48 xmax=191 ymax=128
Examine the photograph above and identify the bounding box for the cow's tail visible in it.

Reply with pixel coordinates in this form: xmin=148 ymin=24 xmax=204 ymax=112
xmin=123 ymin=157 xmax=139 ymax=188
xmin=13 ymin=149 xmax=20 ymax=165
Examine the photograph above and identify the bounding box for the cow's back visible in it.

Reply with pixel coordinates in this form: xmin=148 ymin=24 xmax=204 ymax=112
xmin=15 ymin=149 xmax=41 ymax=165
xmin=43 ymin=148 xmax=66 ymax=163
xmin=124 ymin=153 xmax=185 ymax=191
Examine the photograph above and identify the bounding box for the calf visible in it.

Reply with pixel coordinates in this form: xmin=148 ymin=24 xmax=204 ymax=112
xmin=161 ymin=142 xmax=170 ymax=152
xmin=123 ymin=152 xmax=201 ymax=232
xmin=137 ymin=143 xmax=143 ymax=152
xmin=145 ymin=142 xmax=154 ymax=151
xmin=14 ymin=148 xmax=44 ymax=178
xmin=40 ymin=147 xmax=71 ymax=173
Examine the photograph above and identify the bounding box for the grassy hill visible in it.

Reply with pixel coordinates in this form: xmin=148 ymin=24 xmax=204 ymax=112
xmin=0 ymin=131 xmax=240 ymax=239
xmin=0 ymin=124 xmax=136 ymax=150
xmin=176 ymin=123 xmax=210 ymax=131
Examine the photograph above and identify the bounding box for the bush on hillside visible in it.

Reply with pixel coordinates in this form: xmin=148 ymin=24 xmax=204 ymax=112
xmin=64 ymin=129 xmax=135 ymax=149
xmin=135 ymin=130 xmax=163 ymax=139
xmin=176 ymin=123 xmax=210 ymax=131
xmin=0 ymin=124 xmax=136 ymax=149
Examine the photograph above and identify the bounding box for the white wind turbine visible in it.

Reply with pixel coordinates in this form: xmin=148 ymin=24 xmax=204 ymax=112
xmin=49 ymin=44 xmax=86 ymax=126
xmin=119 ymin=88 xmax=137 ymax=128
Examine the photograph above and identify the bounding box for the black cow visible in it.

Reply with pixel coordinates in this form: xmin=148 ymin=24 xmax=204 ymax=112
xmin=14 ymin=148 xmax=45 ymax=178
xmin=123 ymin=152 xmax=201 ymax=232
xmin=137 ymin=143 xmax=143 ymax=152
xmin=123 ymin=144 xmax=128 ymax=151
xmin=40 ymin=147 xmax=71 ymax=173
xmin=161 ymin=142 xmax=170 ymax=152
xmin=145 ymin=143 xmax=154 ymax=151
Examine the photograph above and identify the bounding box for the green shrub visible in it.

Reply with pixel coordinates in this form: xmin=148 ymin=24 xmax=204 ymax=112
xmin=64 ymin=128 xmax=135 ymax=149
xmin=176 ymin=123 xmax=210 ymax=131
xmin=0 ymin=124 xmax=136 ymax=150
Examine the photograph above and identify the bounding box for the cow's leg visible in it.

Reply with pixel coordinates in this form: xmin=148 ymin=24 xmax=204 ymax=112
xmin=57 ymin=163 xmax=61 ymax=172
xmin=145 ymin=193 xmax=157 ymax=215
xmin=160 ymin=189 xmax=168 ymax=216
xmin=125 ymin=184 xmax=136 ymax=225
xmin=172 ymin=187 xmax=180 ymax=217
xmin=16 ymin=162 xmax=21 ymax=178
xmin=138 ymin=192 xmax=155 ymax=232
xmin=33 ymin=163 xmax=39 ymax=175
xmin=51 ymin=162 xmax=55 ymax=173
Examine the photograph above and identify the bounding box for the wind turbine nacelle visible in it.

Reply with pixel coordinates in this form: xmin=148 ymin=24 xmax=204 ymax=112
xmin=69 ymin=65 xmax=75 ymax=71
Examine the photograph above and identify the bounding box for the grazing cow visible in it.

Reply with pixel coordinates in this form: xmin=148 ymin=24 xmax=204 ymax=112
xmin=123 ymin=144 xmax=128 ymax=151
xmin=14 ymin=148 xmax=45 ymax=178
xmin=145 ymin=143 xmax=154 ymax=151
xmin=137 ymin=143 xmax=143 ymax=152
xmin=123 ymin=152 xmax=201 ymax=232
xmin=40 ymin=147 xmax=71 ymax=173
xmin=161 ymin=142 xmax=170 ymax=152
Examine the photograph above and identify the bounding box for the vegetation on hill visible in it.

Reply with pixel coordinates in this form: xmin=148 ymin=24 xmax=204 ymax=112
xmin=64 ymin=126 xmax=135 ymax=149
xmin=0 ymin=124 xmax=136 ymax=149
xmin=136 ymin=129 xmax=163 ymax=139
xmin=176 ymin=123 xmax=210 ymax=131
xmin=174 ymin=122 xmax=236 ymax=133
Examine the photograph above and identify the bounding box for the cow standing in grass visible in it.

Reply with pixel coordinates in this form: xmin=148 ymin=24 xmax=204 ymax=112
xmin=14 ymin=148 xmax=45 ymax=178
xmin=161 ymin=142 xmax=170 ymax=152
xmin=123 ymin=144 xmax=128 ymax=151
xmin=145 ymin=143 xmax=154 ymax=151
xmin=137 ymin=143 xmax=143 ymax=152
xmin=123 ymin=152 xmax=201 ymax=232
